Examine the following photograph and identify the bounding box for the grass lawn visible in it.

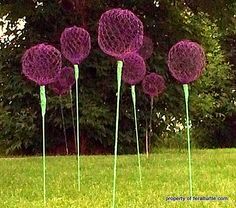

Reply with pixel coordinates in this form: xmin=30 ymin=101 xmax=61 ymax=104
xmin=0 ymin=149 xmax=235 ymax=208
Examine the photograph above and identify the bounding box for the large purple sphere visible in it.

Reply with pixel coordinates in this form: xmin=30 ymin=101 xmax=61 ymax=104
xmin=137 ymin=36 xmax=154 ymax=60
xmin=60 ymin=26 xmax=91 ymax=65
xmin=167 ymin=40 xmax=206 ymax=84
xmin=98 ymin=8 xmax=144 ymax=60
xmin=49 ymin=66 xmax=75 ymax=95
xmin=122 ymin=53 xmax=146 ymax=85
xmin=22 ymin=43 xmax=62 ymax=85
xmin=142 ymin=73 xmax=165 ymax=97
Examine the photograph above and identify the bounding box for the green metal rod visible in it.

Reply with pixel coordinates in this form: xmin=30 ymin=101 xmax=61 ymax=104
xmin=69 ymin=89 xmax=77 ymax=154
xmin=112 ymin=60 xmax=123 ymax=208
xmin=131 ymin=85 xmax=142 ymax=187
xmin=42 ymin=114 xmax=46 ymax=207
xmin=183 ymin=84 xmax=193 ymax=200
xmin=59 ymin=96 xmax=69 ymax=155
xmin=40 ymin=86 xmax=46 ymax=206
xmin=148 ymin=97 xmax=154 ymax=154
xmin=74 ymin=64 xmax=80 ymax=191
xmin=145 ymin=117 xmax=149 ymax=158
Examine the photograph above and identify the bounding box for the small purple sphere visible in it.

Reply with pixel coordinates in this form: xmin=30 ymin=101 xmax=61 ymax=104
xmin=122 ymin=53 xmax=146 ymax=85
xmin=98 ymin=8 xmax=144 ymax=60
xmin=142 ymin=73 xmax=165 ymax=97
xmin=49 ymin=66 xmax=75 ymax=95
xmin=22 ymin=43 xmax=62 ymax=85
xmin=60 ymin=26 xmax=91 ymax=65
xmin=167 ymin=40 xmax=206 ymax=84
xmin=137 ymin=36 xmax=154 ymax=60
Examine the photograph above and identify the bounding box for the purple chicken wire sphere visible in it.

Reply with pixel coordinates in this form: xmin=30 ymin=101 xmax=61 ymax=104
xmin=60 ymin=26 xmax=91 ymax=65
xmin=167 ymin=40 xmax=206 ymax=84
xmin=142 ymin=73 xmax=166 ymax=97
xmin=98 ymin=8 xmax=144 ymax=60
xmin=122 ymin=53 xmax=146 ymax=85
xmin=137 ymin=36 xmax=154 ymax=60
xmin=22 ymin=43 xmax=62 ymax=86
xmin=49 ymin=66 xmax=75 ymax=95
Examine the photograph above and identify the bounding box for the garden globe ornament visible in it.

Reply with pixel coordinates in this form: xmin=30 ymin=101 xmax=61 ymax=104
xmin=137 ymin=36 xmax=154 ymax=60
xmin=122 ymin=52 xmax=146 ymax=86
xmin=22 ymin=43 xmax=62 ymax=206
xmin=60 ymin=26 xmax=91 ymax=191
xmin=122 ymin=52 xmax=147 ymax=186
xmin=98 ymin=8 xmax=144 ymax=208
xmin=49 ymin=66 xmax=75 ymax=96
xmin=142 ymin=72 xmax=166 ymax=158
xmin=142 ymin=72 xmax=166 ymax=98
xmin=167 ymin=39 xmax=206 ymax=200
xmin=22 ymin=43 xmax=61 ymax=85
xmin=49 ymin=66 xmax=75 ymax=155
xmin=98 ymin=8 xmax=144 ymax=60
xmin=168 ymin=40 xmax=205 ymax=84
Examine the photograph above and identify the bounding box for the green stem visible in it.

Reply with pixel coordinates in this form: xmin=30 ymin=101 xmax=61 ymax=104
xmin=112 ymin=60 xmax=123 ymax=208
xmin=40 ymin=86 xmax=46 ymax=206
xmin=42 ymin=114 xmax=46 ymax=207
xmin=70 ymin=89 xmax=77 ymax=154
xmin=145 ymin=117 xmax=149 ymax=158
xmin=131 ymin=85 xmax=142 ymax=187
xmin=183 ymin=84 xmax=193 ymax=200
xmin=74 ymin=64 xmax=80 ymax=191
xmin=148 ymin=97 xmax=154 ymax=154
xmin=59 ymin=96 xmax=68 ymax=155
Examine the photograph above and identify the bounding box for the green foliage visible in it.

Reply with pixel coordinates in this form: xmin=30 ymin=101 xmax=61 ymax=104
xmin=0 ymin=0 xmax=235 ymax=154
xmin=0 ymin=104 xmax=38 ymax=154
xmin=181 ymin=12 xmax=235 ymax=147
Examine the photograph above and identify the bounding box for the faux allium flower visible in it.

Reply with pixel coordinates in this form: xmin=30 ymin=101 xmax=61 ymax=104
xmin=49 ymin=66 xmax=75 ymax=95
xmin=142 ymin=73 xmax=165 ymax=97
xmin=122 ymin=53 xmax=146 ymax=85
xmin=98 ymin=8 xmax=144 ymax=60
xmin=167 ymin=40 xmax=206 ymax=84
xmin=60 ymin=26 xmax=91 ymax=64
xmin=22 ymin=43 xmax=62 ymax=85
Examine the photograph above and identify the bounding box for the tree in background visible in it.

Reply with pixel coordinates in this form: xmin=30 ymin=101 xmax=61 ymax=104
xmin=0 ymin=0 xmax=235 ymax=155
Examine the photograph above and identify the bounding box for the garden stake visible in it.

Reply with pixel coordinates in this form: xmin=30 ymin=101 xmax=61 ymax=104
xmin=60 ymin=26 xmax=91 ymax=190
xmin=74 ymin=64 xmax=80 ymax=191
xmin=40 ymin=86 xmax=46 ymax=206
xmin=131 ymin=85 xmax=142 ymax=187
xmin=167 ymin=40 xmax=206 ymax=201
xmin=21 ymin=43 xmax=62 ymax=207
xmin=112 ymin=60 xmax=123 ymax=208
xmin=59 ymin=95 xmax=69 ymax=155
xmin=142 ymin=73 xmax=166 ymax=156
xmin=148 ymin=96 xmax=154 ymax=155
xmin=183 ymin=84 xmax=193 ymax=200
xmin=70 ymin=89 xmax=77 ymax=153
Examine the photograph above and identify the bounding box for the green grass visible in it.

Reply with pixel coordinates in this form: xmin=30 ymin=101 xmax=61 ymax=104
xmin=0 ymin=149 xmax=235 ymax=208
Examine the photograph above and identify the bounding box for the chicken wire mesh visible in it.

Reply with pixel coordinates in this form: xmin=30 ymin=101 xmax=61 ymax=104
xmin=98 ymin=8 xmax=144 ymax=60
xmin=49 ymin=66 xmax=75 ymax=95
xmin=142 ymin=72 xmax=166 ymax=97
xmin=122 ymin=52 xmax=146 ymax=85
xmin=22 ymin=43 xmax=62 ymax=86
xmin=60 ymin=26 xmax=91 ymax=65
xmin=167 ymin=40 xmax=206 ymax=84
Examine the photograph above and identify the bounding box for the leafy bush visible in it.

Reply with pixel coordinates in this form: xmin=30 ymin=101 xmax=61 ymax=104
xmin=0 ymin=0 xmax=235 ymax=155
